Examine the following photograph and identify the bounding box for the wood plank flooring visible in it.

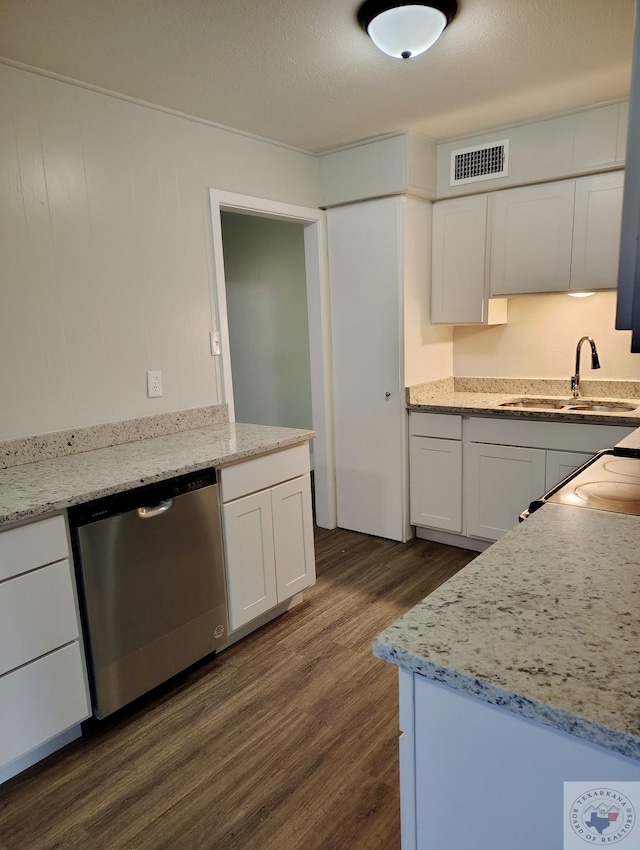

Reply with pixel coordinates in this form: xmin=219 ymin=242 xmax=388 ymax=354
xmin=0 ymin=527 xmax=474 ymax=850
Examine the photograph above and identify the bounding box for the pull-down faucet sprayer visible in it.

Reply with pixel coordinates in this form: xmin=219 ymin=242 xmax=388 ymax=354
xmin=571 ymin=336 xmax=601 ymax=399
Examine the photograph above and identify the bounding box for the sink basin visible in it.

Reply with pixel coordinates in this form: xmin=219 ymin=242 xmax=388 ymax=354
xmin=567 ymin=401 xmax=637 ymax=412
xmin=498 ymin=397 xmax=637 ymax=413
xmin=498 ymin=399 xmax=566 ymax=410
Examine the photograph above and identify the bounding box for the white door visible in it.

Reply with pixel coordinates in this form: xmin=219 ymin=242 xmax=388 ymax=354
xmin=466 ymin=443 xmax=547 ymax=540
xmin=327 ymin=197 xmax=406 ymax=541
xmin=410 ymin=436 xmax=462 ymax=532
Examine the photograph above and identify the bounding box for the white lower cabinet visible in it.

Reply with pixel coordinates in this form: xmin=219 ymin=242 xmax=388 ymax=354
xmin=223 ymin=489 xmax=278 ymax=628
xmin=399 ymin=669 xmax=640 ymax=850
xmin=271 ymin=475 xmax=316 ymax=601
xmin=0 ymin=643 xmax=89 ymax=769
xmin=545 ymin=449 xmax=593 ymax=491
xmin=220 ymin=445 xmax=315 ymax=632
xmin=409 ymin=412 xmax=463 ymax=534
xmin=465 ymin=443 xmax=546 ymax=540
xmin=410 ymin=413 xmax=635 ymax=547
xmin=0 ymin=515 xmax=90 ymax=781
xmin=410 ymin=437 xmax=462 ymax=533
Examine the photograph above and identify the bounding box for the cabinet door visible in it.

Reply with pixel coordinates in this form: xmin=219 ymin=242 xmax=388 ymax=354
xmin=571 ymin=171 xmax=624 ymax=291
xmin=271 ymin=474 xmax=315 ymax=601
xmin=222 ymin=490 xmax=278 ymax=631
xmin=545 ymin=450 xmax=593 ymax=491
xmin=431 ymin=195 xmax=488 ymax=324
xmin=466 ymin=443 xmax=547 ymax=540
xmin=489 ymin=181 xmax=575 ymax=295
xmin=0 ymin=643 xmax=90 ymax=771
xmin=410 ymin=436 xmax=462 ymax=532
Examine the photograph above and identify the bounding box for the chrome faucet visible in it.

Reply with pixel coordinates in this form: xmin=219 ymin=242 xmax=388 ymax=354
xmin=571 ymin=336 xmax=601 ymax=398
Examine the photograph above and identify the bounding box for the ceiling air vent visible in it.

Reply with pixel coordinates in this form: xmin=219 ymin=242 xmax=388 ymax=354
xmin=450 ymin=139 xmax=509 ymax=186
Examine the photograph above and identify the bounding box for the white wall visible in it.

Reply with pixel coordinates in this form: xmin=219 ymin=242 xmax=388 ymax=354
xmin=453 ymin=291 xmax=640 ymax=380
xmin=220 ymin=212 xmax=313 ymax=431
xmin=0 ymin=63 xmax=318 ymax=440
xmin=403 ymin=198 xmax=453 ymax=386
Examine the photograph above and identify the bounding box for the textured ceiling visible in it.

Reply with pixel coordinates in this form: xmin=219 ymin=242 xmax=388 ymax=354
xmin=0 ymin=0 xmax=635 ymax=152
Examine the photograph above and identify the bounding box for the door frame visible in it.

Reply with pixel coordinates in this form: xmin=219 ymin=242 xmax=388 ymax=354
xmin=208 ymin=189 xmax=336 ymax=530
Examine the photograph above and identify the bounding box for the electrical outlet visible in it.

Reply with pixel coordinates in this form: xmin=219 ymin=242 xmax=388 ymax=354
xmin=147 ymin=370 xmax=163 ymax=398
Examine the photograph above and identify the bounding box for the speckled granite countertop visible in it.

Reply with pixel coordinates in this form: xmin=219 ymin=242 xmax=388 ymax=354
xmin=374 ymin=503 xmax=640 ymax=761
xmin=408 ymin=377 xmax=640 ymax=425
xmin=0 ymin=422 xmax=314 ymax=528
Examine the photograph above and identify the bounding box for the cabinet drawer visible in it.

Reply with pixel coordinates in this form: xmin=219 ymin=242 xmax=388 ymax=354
xmin=0 ymin=560 xmax=80 ymax=677
xmin=409 ymin=412 xmax=462 ymax=440
xmin=466 ymin=417 xmax=634 ymax=453
xmin=0 ymin=515 xmax=68 ymax=582
xmin=219 ymin=444 xmax=310 ymax=503
xmin=0 ymin=642 xmax=90 ymax=770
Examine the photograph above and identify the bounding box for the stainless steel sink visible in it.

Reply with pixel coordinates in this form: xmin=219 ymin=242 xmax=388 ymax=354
xmin=498 ymin=397 xmax=637 ymax=413
xmin=498 ymin=399 xmax=566 ymax=409
xmin=567 ymin=401 xmax=637 ymax=412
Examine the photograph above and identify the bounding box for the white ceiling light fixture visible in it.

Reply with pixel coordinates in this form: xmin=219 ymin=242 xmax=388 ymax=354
xmin=568 ymin=292 xmax=596 ymax=298
xmin=358 ymin=0 xmax=458 ymax=60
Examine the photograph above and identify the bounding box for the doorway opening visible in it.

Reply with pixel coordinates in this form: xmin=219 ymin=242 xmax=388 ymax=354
xmin=208 ymin=190 xmax=336 ymax=530
xmin=220 ymin=212 xmax=313 ymax=434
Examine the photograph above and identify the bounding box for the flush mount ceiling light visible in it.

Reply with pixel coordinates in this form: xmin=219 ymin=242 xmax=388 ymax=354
xmin=358 ymin=0 xmax=458 ymax=59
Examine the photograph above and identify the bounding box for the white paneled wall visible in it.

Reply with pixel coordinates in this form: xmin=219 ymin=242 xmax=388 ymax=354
xmin=0 ymin=64 xmax=318 ymax=440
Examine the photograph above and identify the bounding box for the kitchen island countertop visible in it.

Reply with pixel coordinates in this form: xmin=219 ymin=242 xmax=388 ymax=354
xmin=0 ymin=422 xmax=315 ymax=527
xmin=374 ymin=502 xmax=640 ymax=761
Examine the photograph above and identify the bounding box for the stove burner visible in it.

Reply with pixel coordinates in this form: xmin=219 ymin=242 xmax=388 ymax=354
xmin=543 ymin=451 xmax=640 ymax=516
xmin=573 ymin=481 xmax=640 ymax=512
xmin=602 ymin=458 xmax=640 ymax=477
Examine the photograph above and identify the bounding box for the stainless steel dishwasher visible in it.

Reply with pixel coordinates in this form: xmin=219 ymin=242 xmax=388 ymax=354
xmin=69 ymin=468 xmax=228 ymax=719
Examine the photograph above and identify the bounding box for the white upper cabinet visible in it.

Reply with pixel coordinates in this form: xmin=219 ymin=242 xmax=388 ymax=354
xmin=431 ymin=195 xmax=507 ymax=325
xmin=489 ymin=181 xmax=576 ymax=295
xmin=432 ymin=194 xmax=487 ymax=323
xmin=431 ymin=194 xmax=507 ymax=325
xmin=570 ymin=171 xmax=624 ymax=291
xmin=488 ymin=172 xmax=624 ymax=296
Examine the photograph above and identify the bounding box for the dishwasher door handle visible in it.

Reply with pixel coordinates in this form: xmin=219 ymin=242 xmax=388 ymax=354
xmin=137 ymin=499 xmax=174 ymax=518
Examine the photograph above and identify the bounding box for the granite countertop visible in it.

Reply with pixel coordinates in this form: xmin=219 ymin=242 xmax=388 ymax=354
xmin=374 ymin=503 xmax=640 ymax=761
xmin=408 ymin=391 xmax=640 ymax=425
xmin=407 ymin=377 xmax=640 ymax=426
xmin=0 ymin=422 xmax=314 ymax=527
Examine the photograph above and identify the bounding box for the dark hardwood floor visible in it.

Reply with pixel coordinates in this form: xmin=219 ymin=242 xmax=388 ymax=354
xmin=0 ymin=527 xmax=475 ymax=850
